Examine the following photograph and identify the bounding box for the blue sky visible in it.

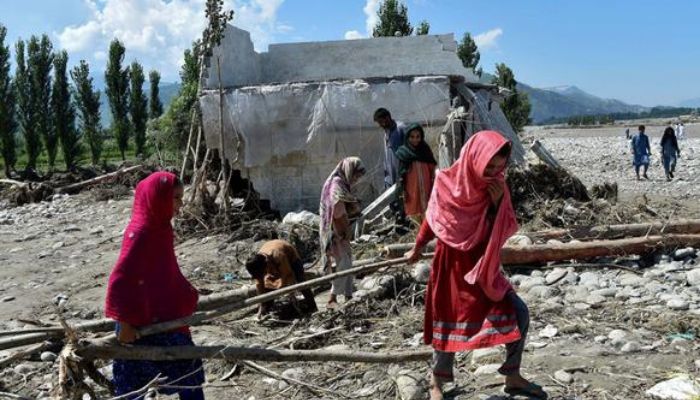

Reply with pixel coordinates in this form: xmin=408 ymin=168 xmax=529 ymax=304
xmin=1 ymin=0 xmax=699 ymax=106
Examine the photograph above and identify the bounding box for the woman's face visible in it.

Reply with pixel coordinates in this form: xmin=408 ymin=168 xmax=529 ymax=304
xmin=484 ymin=155 xmax=507 ymax=178
xmin=173 ymin=185 xmax=184 ymax=216
xmin=351 ymin=170 xmax=365 ymax=185
xmin=408 ymin=130 xmax=422 ymax=148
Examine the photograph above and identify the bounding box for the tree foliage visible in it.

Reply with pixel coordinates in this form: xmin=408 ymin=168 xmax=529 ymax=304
xmin=105 ymin=39 xmax=131 ymax=160
xmin=14 ymin=40 xmax=40 ymax=170
xmin=0 ymin=24 xmax=16 ymax=177
xmin=71 ymin=60 xmax=102 ymax=165
xmin=416 ymin=20 xmax=430 ymax=35
xmin=492 ymin=63 xmax=531 ymax=132
xmin=129 ymin=61 xmax=148 ymax=157
xmin=373 ymin=0 xmax=413 ymax=37
xmin=148 ymin=70 xmax=163 ymax=119
xmin=202 ymin=0 xmax=235 ymax=55
xmin=457 ymin=32 xmax=481 ymax=76
xmin=52 ymin=50 xmax=80 ymax=169
xmin=27 ymin=35 xmax=55 ymax=169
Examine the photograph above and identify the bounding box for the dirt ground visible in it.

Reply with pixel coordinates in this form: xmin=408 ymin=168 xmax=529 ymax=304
xmin=0 ymin=123 xmax=699 ymax=399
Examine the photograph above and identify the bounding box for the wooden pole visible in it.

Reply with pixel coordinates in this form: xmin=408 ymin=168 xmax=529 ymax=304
xmin=216 ymin=56 xmax=229 ymax=211
xmin=77 ymin=344 xmax=432 ymax=364
xmin=55 ymin=166 xmax=143 ymax=194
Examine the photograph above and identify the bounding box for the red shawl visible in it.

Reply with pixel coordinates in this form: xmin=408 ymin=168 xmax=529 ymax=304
xmin=425 ymin=131 xmax=518 ymax=301
xmin=104 ymin=172 xmax=198 ymax=329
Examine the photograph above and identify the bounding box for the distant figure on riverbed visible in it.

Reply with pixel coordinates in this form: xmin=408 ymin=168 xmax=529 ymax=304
xmin=631 ymin=125 xmax=651 ymax=180
xmin=660 ymin=127 xmax=681 ymax=181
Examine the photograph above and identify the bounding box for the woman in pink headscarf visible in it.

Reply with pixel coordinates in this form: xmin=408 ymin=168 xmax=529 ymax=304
xmin=105 ymin=171 xmax=205 ymax=400
xmin=405 ymin=132 xmax=546 ymax=399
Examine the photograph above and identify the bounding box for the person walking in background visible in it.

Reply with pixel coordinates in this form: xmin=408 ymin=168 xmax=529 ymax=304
xmin=678 ymin=122 xmax=685 ymax=140
xmin=105 ymin=172 xmax=205 ymax=400
xmin=373 ymin=108 xmax=407 ymax=189
xmin=405 ymin=131 xmax=545 ymax=400
xmin=631 ymin=125 xmax=651 ymax=180
xmin=319 ymin=157 xmax=366 ymax=309
xmin=660 ymin=126 xmax=681 ymax=181
xmin=396 ymin=123 xmax=437 ymax=226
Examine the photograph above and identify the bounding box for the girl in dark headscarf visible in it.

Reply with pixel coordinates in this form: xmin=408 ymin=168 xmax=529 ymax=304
xmin=660 ymin=126 xmax=680 ymax=181
xmin=396 ymin=123 xmax=437 ymax=225
xmin=105 ymin=172 xmax=205 ymax=400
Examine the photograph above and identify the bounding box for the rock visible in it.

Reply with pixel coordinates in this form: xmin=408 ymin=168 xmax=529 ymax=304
xmin=578 ymin=272 xmax=600 ymax=288
xmin=539 ymin=324 xmax=558 ymax=339
xmin=506 ymin=235 xmax=533 ymax=247
xmin=362 ymin=369 xmax=384 ymax=383
xmin=324 ymin=344 xmax=351 ymax=352
xmin=694 ymin=360 xmax=700 ymax=369
xmin=686 ymin=269 xmax=700 ymax=286
xmin=394 ymin=370 xmax=426 ymax=400
xmin=527 ymin=341 xmax=548 ymax=350
xmin=13 ymin=363 xmax=32 ymax=374
xmin=594 ymin=335 xmax=607 ymax=343
xmin=40 ymin=352 xmax=57 ymax=362
xmin=1 ymin=296 xmax=15 ymax=302
xmin=585 ymin=294 xmax=607 ymax=305
xmin=520 ymin=277 xmax=546 ymax=291
xmin=278 ymin=367 xmax=305 ymax=390
xmin=565 ymin=286 xmax=591 ymax=303
xmin=554 ymin=369 xmax=573 ymax=384
xmin=619 ymin=274 xmax=648 ymax=287
xmin=89 ymin=226 xmax=104 ymax=235
xmin=473 ymin=363 xmax=501 ymax=376
xmin=608 ymin=329 xmax=628 ymax=341
xmin=591 ymin=288 xmax=618 ymax=298
xmin=621 ymin=341 xmax=640 ymax=353
xmin=545 ymin=268 xmax=568 ymax=285
xmin=282 ymin=211 xmax=321 ymax=227
xmin=51 ymin=241 xmax=65 ymax=250
xmin=528 ymin=285 xmax=558 ymax=299
xmin=412 ymin=262 xmax=431 ymax=284
xmin=667 ymin=298 xmax=690 ymax=311
xmin=546 ymin=239 xmax=563 ymax=246
xmin=563 ymin=203 xmax=579 ymax=216
xmin=646 ymin=375 xmax=700 ymax=400
xmin=471 ymin=347 xmax=502 ymax=365
xmin=674 ymin=247 xmax=697 ymax=260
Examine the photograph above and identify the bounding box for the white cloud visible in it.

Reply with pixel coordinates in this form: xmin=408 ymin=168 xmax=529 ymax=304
xmin=344 ymin=30 xmax=364 ymax=40
xmin=474 ymin=28 xmax=503 ymax=50
xmin=56 ymin=0 xmax=288 ymax=81
xmin=343 ymin=0 xmax=381 ymax=40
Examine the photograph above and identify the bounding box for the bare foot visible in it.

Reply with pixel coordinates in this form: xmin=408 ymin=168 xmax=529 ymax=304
xmin=504 ymin=373 xmax=546 ymax=398
xmin=429 ymin=374 xmax=444 ymax=400
xmin=326 ymin=300 xmax=338 ymax=310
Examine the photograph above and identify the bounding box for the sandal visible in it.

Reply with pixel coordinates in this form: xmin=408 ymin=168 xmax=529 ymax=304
xmin=503 ymin=382 xmax=548 ymax=399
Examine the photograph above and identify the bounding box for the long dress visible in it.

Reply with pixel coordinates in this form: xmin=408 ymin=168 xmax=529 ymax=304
xmin=403 ymin=160 xmax=435 ymax=221
xmin=416 ymin=220 xmax=521 ymax=353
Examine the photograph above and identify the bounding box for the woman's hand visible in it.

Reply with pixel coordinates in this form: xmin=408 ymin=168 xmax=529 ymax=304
xmin=404 ymin=247 xmax=422 ymax=264
xmin=118 ymin=322 xmax=140 ymax=344
xmin=487 ymin=182 xmax=504 ymax=206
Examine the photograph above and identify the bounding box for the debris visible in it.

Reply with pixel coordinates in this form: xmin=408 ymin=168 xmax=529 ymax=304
xmin=539 ymin=324 xmax=558 ymax=339
xmin=393 ymin=369 xmax=427 ymax=400
xmin=554 ymin=369 xmax=573 ymax=384
xmin=281 ymin=211 xmax=320 ymax=227
xmin=40 ymin=351 xmax=57 ymax=362
xmin=646 ymin=375 xmax=700 ymax=400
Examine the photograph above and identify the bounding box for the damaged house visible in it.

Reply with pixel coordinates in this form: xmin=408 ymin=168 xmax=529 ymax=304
xmin=199 ymin=25 xmax=524 ymax=213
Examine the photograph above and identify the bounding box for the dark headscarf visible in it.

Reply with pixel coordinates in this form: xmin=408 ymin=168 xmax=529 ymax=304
xmin=395 ymin=123 xmax=437 ymax=203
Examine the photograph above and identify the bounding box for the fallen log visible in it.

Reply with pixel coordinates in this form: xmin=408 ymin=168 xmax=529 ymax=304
xmin=77 ymin=344 xmax=432 ymax=364
xmin=500 ymin=234 xmax=700 ymax=265
xmin=383 ymin=220 xmax=700 ymax=257
xmin=55 ymin=165 xmax=143 ymax=194
xmin=526 ymin=219 xmax=700 ymax=242
xmin=0 ymin=285 xmax=257 ymax=351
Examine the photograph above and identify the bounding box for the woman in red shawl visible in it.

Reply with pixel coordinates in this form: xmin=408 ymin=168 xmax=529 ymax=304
xmin=105 ymin=171 xmax=205 ymax=400
xmin=405 ymin=132 xmax=546 ymax=399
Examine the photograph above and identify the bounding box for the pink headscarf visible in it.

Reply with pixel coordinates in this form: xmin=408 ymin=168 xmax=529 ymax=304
xmin=425 ymin=131 xmax=518 ymax=301
xmin=105 ymin=172 xmax=198 ymax=328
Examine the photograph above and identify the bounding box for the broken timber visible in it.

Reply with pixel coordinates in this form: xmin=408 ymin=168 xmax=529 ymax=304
xmin=526 ymin=219 xmax=700 ymax=242
xmin=55 ymin=165 xmax=144 ymax=194
xmin=383 ymin=234 xmax=700 ymax=265
xmin=355 ymin=184 xmax=396 ymax=236
xmin=77 ymin=344 xmax=432 ymax=364
xmin=530 ymin=140 xmax=562 ymax=169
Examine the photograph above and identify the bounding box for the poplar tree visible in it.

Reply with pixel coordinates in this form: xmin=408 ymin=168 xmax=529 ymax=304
xmin=129 ymin=61 xmax=148 ymax=157
xmin=52 ymin=50 xmax=80 ymax=169
xmin=0 ymin=25 xmax=16 ymax=177
xmin=148 ymin=70 xmax=163 ymax=119
xmin=27 ymin=35 xmax=55 ymax=168
xmin=71 ymin=60 xmax=103 ymax=165
xmin=105 ymin=39 xmax=130 ymax=160
xmin=373 ymin=0 xmax=412 ymax=37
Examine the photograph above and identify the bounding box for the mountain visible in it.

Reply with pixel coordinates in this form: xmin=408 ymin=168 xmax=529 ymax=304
xmin=98 ymin=82 xmax=181 ymax=126
xmin=477 ymin=72 xmax=649 ymax=124
xmin=679 ymin=98 xmax=700 ymax=108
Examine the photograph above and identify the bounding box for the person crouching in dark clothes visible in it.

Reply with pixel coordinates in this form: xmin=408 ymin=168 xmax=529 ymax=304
xmin=245 ymin=239 xmax=318 ymax=318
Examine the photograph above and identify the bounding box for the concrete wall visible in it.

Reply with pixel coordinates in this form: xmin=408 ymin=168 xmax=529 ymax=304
xmin=200 ymin=77 xmax=451 ymax=213
xmin=204 ymin=24 xmax=477 ymax=89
